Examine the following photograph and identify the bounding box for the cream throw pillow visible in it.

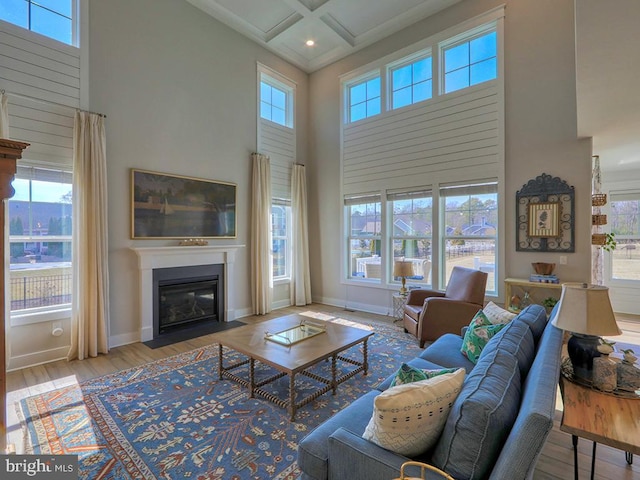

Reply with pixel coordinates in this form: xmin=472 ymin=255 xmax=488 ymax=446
xmin=483 ymin=301 xmax=517 ymax=324
xmin=362 ymin=368 xmax=465 ymax=456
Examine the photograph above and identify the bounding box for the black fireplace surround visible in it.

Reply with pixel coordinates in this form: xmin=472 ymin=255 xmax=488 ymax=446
xmin=152 ymin=264 xmax=224 ymax=338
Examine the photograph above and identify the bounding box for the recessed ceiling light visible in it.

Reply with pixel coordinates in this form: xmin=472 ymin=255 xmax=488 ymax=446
xmin=305 ymin=40 xmax=315 ymax=47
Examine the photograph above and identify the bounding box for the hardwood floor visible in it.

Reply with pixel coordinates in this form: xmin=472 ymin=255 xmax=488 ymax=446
xmin=6 ymin=305 xmax=640 ymax=479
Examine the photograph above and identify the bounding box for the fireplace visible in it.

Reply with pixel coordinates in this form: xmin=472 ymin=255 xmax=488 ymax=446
xmin=152 ymin=264 xmax=224 ymax=338
xmin=131 ymin=245 xmax=243 ymax=342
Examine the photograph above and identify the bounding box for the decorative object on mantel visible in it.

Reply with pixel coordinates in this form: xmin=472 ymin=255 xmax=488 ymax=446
xmin=178 ymin=238 xmax=209 ymax=246
xmin=551 ymin=283 xmax=621 ymax=383
xmin=516 ymin=173 xmax=575 ymax=252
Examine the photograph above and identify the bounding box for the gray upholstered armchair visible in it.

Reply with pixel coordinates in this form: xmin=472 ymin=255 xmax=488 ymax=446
xmin=403 ymin=266 xmax=488 ymax=347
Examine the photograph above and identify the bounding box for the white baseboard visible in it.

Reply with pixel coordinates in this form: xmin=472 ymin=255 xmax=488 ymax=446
xmin=8 ymin=346 xmax=70 ymax=372
xmin=109 ymin=331 xmax=141 ymax=348
xmin=312 ymin=295 xmax=390 ymax=317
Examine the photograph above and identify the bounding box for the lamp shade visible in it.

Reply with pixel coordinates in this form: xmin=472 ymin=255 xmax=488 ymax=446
xmin=393 ymin=261 xmax=414 ymax=278
xmin=551 ymin=283 xmax=621 ymax=337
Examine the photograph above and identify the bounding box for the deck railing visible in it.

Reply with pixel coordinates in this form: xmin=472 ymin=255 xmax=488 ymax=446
xmin=10 ymin=274 xmax=72 ymax=310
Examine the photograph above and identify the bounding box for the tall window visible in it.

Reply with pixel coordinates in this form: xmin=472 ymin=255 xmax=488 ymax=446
xmin=272 ymin=202 xmax=290 ymax=279
xmin=390 ymin=56 xmax=432 ymax=109
xmin=441 ymin=182 xmax=497 ymax=292
xmin=389 ymin=190 xmax=433 ymax=285
xmin=0 ymin=0 xmax=75 ymax=45
xmin=9 ymin=166 xmax=73 ymax=313
xmin=610 ymin=192 xmax=640 ymax=280
xmin=348 ymin=76 xmax=381 ymax=123
xmin=346 ymin=195 xmax=382 ymax=280
xmin=442 ymin=30 xmax=497 ymax=94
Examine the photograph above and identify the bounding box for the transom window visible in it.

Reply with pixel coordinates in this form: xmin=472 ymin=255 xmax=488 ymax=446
xmin=260 ymin=81 xmax=288 ymax=127
xmin=391 ymin=57 xmax=432 ymax=109
xmin=346 ymin=195 xmax=382 ymax=280
xmin=0 ymin=0 xmax=74 ymax=45
xmin=348 ymin=76 xmax=381 ymax=123
xmin=443 ymin=30 xmax=497 ymax=94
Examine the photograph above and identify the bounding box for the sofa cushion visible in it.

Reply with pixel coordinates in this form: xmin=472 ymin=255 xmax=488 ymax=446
xmin=483 ymin=301 xmax=517 ymax=324
xmin=298 ymin=390 xmax=378 ymax=479
xmin=480 ymin=318 xmax=535 ymax=379
xmin=377 ymin=358 xmax=449 ymax=391
xmin=418 ymin=334 xmax=476 ymax=373
xmin=431 ymin=348 xmax=522 ymax=480
xmin=514 ymin=304 xmax=548 ymax=341
xmin=363 ymin=369 xmax=465 ymax=457
xmin=460 ymin=311 xmax=508 ymax=364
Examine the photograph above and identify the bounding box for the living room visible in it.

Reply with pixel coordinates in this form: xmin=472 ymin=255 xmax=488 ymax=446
xmin=1 ymin=0 xmax=639 ymax=478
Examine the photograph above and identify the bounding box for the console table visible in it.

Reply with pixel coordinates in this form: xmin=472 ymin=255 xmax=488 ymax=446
xmin=503 ymin=278 xmax=562 ymax=313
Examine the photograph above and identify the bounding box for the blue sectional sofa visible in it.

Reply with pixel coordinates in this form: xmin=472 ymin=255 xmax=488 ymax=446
xmin=297 ymin=304 xmax=563 ymax=480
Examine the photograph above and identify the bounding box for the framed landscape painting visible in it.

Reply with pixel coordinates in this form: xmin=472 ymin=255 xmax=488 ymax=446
xmin=131 ymin=169 xmax=236 ymax=239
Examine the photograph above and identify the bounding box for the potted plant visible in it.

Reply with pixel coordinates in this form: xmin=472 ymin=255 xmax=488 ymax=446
xmin=542 ymin=297 xmax=558 ymax=315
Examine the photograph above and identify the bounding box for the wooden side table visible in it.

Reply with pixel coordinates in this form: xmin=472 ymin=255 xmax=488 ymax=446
xmin=559 ymin=375 xmax=640 ymax=480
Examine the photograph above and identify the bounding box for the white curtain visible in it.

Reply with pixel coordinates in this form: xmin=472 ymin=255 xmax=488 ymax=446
xmin=69 ymin=111 xmax=110 ymax=360
xmin=251 ymin=153 xmax=272 ymax=314
xmin=1 ymin=92 xmax=10 ymax=367
xmin=291 ymin=164 xmax=312 ymax=305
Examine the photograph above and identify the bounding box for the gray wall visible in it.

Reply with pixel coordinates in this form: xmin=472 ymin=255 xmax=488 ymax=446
xmin=89 ymin=0 xmax=309 ymax=345
xmin=307 ymin=0 xmax=592 ymax=313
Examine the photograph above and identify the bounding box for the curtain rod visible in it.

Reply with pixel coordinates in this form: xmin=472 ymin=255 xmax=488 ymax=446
xmin=0 ymin=89 xmax=106 ymax=118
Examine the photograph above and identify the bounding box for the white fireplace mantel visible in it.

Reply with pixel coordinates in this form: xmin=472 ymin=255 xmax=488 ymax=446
xmin=131 ymin=245 xmax=245 ymax=342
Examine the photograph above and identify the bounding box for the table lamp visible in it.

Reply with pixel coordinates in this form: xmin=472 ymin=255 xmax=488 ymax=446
xmin=393 ymin=260 xmax=414 ymax=296
xmin=551 ymin=283 xmax=621 ymax=383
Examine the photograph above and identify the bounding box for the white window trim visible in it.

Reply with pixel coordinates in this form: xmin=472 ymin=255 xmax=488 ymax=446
xmin=604 ymin=183 xmax=640 ymax=287
xmin=0 ymin=0 xmax=81 ymax=48
xmin=344 ymin=71 xmax=383 ymax=124
xmin=386 ymin=49 xmax=433 ymax=111
xmin=340 ymin=6 xmax=506 ymax=296
xmin=8 ymin=163 xmax=73 ymax=324
xmin=340 ymin=5 xmax=505 ymax=124
xmin=257 ymin=63 xmax=296 ymax=129
xmin=438 ymin=24 xmax=498 ymax=96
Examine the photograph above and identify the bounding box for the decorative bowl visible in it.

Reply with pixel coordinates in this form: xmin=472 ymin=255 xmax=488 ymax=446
xmin=532 ymin=262 xmax=556 ymax=275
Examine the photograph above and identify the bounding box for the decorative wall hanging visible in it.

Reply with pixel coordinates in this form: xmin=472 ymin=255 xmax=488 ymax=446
xmin=131 ymin=169 xmax=236 ymax=239
xmin=516 ymin=173 xmax=575 ymax=252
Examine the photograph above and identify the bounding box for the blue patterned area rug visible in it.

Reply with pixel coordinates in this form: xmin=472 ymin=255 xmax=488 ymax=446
xmin=19 ymin=315 xmax=422 ymax=479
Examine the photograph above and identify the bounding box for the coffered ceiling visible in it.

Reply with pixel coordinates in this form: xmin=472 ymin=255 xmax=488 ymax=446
xmin=185 ymin=0 xmax=463 ymax=72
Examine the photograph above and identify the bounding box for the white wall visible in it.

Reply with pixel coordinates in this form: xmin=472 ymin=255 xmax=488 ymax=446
xmin=307 ymin=0 xmax=592 ymax=314
xmin=88 ymin=0 xmax=309 ymax=346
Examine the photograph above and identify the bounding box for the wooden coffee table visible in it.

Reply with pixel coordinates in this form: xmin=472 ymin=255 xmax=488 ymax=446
xmin=214 ymin=314 xmax=374 ymax=420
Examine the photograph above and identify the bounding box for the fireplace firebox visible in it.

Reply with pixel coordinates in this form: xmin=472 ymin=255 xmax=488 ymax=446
xmin=152 ymin=264 xmax=224 ymax=338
